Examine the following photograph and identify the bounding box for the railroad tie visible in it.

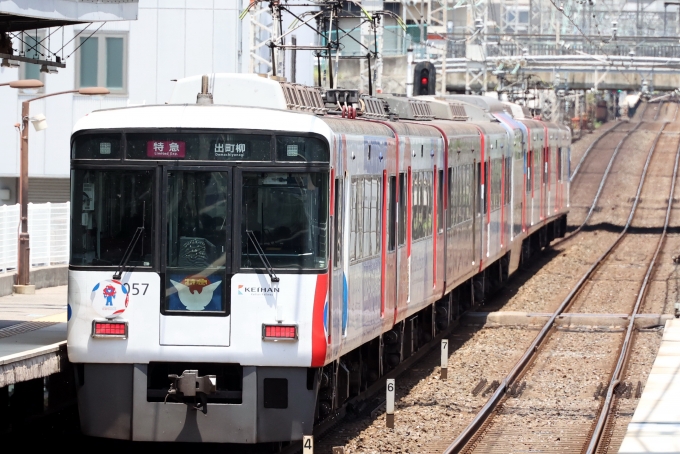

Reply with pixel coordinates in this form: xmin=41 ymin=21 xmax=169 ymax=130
xmin=471 ymin=378 xmax=487 ymax=396
xmin=594 ymin=383 xmax=604 ymax=399
xmin=481 ymin=380 xmax=500 ymax=397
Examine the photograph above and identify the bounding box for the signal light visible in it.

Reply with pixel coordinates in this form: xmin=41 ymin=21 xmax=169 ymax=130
xmin=262 ymin=324 xmax=298 ymax=340
xmin=413 ymin=61 xmax=436 ymax=96
xmin=92 ymin=320 xmax=128 ymax=338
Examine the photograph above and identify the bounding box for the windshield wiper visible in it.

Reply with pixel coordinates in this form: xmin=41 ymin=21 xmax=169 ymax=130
xmin=245 ymin=230 xmax=280 ymax=282
xmin=113 ymin=203 xmax=146 ymax=280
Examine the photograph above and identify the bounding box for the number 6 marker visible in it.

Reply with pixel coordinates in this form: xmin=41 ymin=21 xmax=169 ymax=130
xmin=386 ymin=378 xmax=395 ymax=428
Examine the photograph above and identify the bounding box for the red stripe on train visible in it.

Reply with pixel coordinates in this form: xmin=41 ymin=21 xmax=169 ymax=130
xmin=311 ymin=273 xmax=329 ymax=367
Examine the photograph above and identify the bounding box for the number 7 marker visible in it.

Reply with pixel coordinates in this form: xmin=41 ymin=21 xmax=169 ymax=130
xmin=441 ymin=339 xmax=448 ymax=380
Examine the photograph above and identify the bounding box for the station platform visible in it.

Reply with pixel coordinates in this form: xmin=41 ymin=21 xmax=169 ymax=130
xmin=619 ymin=318 xmax=680 ymax=453
xmin=0 ymin=286 xmax=67 ymax=388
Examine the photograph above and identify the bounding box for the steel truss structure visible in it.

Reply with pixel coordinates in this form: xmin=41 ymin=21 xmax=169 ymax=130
xmin=245 ymin=0 xmax=405 ymax=93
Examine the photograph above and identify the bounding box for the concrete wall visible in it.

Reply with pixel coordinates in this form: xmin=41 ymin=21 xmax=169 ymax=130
xmin=0 ymin=177 xmax=16 ymax=206
xmin=0 ymin=266 xmax=67 ymax=297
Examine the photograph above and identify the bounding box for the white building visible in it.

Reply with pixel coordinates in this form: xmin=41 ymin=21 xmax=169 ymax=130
xmin=0 ymin=0 xmax=315 ymax=205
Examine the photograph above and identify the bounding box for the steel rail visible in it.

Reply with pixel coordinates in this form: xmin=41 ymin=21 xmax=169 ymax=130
xmin=560 ymin=103 xmax=649 ymax=245
xmin=570 ymin=121 xmax=626 ymax=182
xmin=653 ymin=101 xmax=665 ymax=121
xmin=443 ymin=119 xmax=668 ymax=454
xmin=576 ymin=118 xmax=645 ymax=233
xmin=587 ymin=121 xmax=680 ymax=454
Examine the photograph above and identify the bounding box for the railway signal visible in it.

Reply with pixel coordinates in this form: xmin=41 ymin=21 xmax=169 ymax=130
xmin=414 ymin=61 xmax=436 ymax=96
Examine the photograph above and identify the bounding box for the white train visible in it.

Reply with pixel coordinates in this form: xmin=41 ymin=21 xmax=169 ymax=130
xmin=66 ymin=73 xmax=569 ymax=443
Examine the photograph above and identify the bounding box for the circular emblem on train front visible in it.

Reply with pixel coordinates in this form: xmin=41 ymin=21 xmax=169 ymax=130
xmin=90 ymin=279 xmax=129 ymax=319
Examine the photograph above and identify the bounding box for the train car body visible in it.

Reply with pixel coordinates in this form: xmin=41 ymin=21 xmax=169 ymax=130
xmin=66 ymin=74 xmax=569 ymax=443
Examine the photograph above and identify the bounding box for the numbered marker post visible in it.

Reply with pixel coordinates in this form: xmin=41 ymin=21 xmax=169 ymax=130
xmin=303 ymin=435 xmax=314 ymax=453
xmin=441 ymin=339 xmax=448 ymax=380
xmin=386 ymin=378 xmax=395 ymax=428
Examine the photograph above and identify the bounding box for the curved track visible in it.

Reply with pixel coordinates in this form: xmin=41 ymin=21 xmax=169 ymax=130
xmin=287 ymin=103 xmax=678 ymax=454
xmin=443 ymin=112 xmax=680 ymax=453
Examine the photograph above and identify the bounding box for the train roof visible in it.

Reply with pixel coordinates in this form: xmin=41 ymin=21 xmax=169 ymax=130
xmin=440 ymin=95 xmax=513 ymax=116
xmin=418 ymin=96 xmax=494 ymax=122
xmin=72 ymin=104 xmax=334 ymax=138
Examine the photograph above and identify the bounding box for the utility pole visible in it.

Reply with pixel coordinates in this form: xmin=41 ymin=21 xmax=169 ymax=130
xmin=441 ymin=0 xmax=448 ymax=95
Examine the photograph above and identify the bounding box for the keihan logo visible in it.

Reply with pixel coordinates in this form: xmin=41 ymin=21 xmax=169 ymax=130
xmin=237 ymin=285 xmax=279 ymax=296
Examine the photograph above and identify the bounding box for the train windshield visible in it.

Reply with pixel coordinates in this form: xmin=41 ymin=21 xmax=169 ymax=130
xmin=241 ymin=172 xmax=328 ymax=270
xmin=71 ymin=169 xmax=154 ymax=267
xmin=165 ymin=171 xmax=231 ymax=313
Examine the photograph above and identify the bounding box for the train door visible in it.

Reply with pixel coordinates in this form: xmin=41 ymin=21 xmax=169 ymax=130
xmin=533 ymin=134 xmax=541 ymax=225
xmin=477 ymin=158 xmax=487 ymax=268
xmin=160 ymin=167 xmax=233 ymax=347
xmin=475 ymin=131 xmax=485 ymax=269
xmin=384 ymin=171 xmax=398 ymax=326
xmin=542 ymin=131 xmax=549 ymax=220
xmin=437 ymin=166 xmax=445 ymax=294
xmin=523 ymin=131 xmax=530 ymax=233
xmin=556 ymin=146 xmax=562 ymax=212
xmin=332 ymin=173 xmax=346 ymax=342
xmin=396 ymin=170 xmax=409 ymax=316
xmin=513 ymin=128 xmax=524 ymax=239
xmin=473 ymin=159 xmax=478 ymax=266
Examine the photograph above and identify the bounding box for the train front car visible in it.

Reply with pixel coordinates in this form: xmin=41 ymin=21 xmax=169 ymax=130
xmin=67 ymin=75 xmax=333 ymax=443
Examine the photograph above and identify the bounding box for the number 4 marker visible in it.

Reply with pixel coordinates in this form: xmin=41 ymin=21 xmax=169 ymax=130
xmin=303 ymin=435 xmax=313 ymax=453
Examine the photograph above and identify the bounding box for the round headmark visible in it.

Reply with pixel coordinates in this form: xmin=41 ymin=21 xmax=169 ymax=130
xmin=90 ymin=279 xmax=129 ymax=319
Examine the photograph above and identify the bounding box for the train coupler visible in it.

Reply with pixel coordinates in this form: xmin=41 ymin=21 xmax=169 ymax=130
xmin=165 ymin=370 xmax=217 ymax=414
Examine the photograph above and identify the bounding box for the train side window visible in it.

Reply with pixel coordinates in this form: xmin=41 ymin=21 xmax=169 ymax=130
xmin=437 ymin=169 xmax=444 ymax=233
xmin=357 ymin=178 xmax=365 ymax=259
xmin=477 ymin=162 xmax=482 ymax=215
xmin=447 ymin=167 xmax=453 ymax=228
xmin=557 ymin=148 xmax=562 ymax=182
xmin=412 ymin=172 xmax=420 ymax=240
xmin=465 ymin=165 xmax=470 ymax=221
xmin=534 ymin=148 xmax=541 ymax=191
xmin=428 ymin=171 xmax=434 ymax=236
xmin=484 ymin=162 xmax=489 ymax=215
xmin=527 ymin=150 xmax=532 ymax=193
xmin=363 ymin=178 xmax=372 ymax=256
xmin=388 ymin=175 xmax=396 ymax=252
xmin=453 ymin=166 xmax=460 ymax=225
xmin=349 ymin=178 xmax=357 ymax=261
xmin=334 ymin=178 xmax=343 ymax=268
xmin=462 ymin=166 xmax=467 ymax=223
xmin=372 ymin=177 xmax=381 ymax=256
xmin=505 ymin=157 xmax=511 ymax=204
xmin=398 ymin=172 xmax=406 ymax=246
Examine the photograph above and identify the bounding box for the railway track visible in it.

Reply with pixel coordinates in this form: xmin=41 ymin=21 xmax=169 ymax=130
xmin=289 ymin=105 xmax=678 ymax=454
xmin=444 ymin=113 xmax=680 ymax=453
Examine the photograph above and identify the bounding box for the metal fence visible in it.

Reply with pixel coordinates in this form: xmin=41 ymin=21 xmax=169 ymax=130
xmin=0 ymin=202 xmax=70 ymax=273
xmin=413 ymin=40 xmax=680 ymax=59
